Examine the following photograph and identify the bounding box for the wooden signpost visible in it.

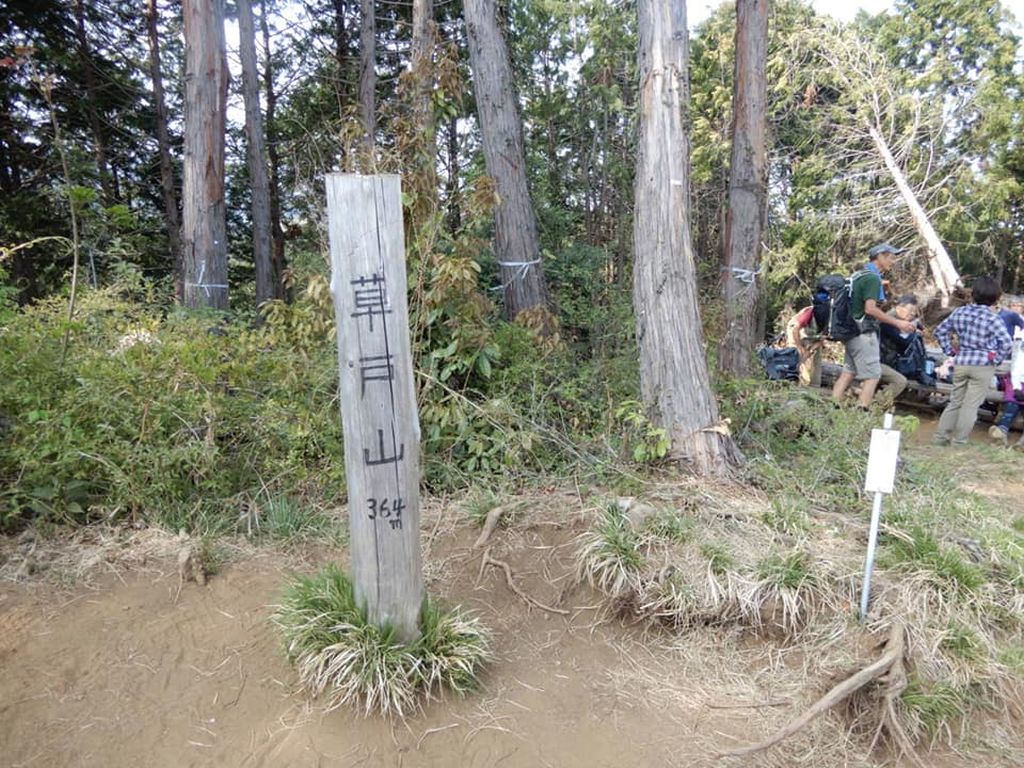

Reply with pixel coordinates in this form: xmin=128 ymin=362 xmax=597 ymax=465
xmin=326 ymin=174 xmax=423 ymax=643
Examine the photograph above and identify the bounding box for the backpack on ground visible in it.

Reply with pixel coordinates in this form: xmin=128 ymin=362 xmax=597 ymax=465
xmin=757 ymin=345 xmax=800 ymax=381
xmin=811 ymin=271 xmax=869 ymax=342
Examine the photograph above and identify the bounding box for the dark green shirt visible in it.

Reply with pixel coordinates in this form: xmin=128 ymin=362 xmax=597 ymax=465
xmin=850 ymin=271 xmax=882 ymax=320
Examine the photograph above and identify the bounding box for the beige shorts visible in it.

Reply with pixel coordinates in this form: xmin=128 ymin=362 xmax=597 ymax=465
xmin=843 ymin=332 xmax=881 ymax=380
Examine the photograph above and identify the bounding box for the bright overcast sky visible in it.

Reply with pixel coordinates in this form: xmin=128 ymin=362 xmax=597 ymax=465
xmin=689 ymin=0 xmax=1024 ymax=29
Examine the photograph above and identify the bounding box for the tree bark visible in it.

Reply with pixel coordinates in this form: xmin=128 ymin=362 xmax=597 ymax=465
xmin=358 ymin=0 xmax=376 ymax=169
xmin=332 ymin=0 xmax=346 ymax=112
xmin=445 ymin=113 xmax=461 ymax=233
xmin=409 ymin=0 xmax=437 ymax=216
xmin=181 ymin=0 xmax=229 ymax=310
xmin=237 ymin=0 xmax=274 ymax=307
xmin=633 ymin=0 xmax=742 ymax=475
xmin=718 ymin=0 xmax=768 ymax=378
xmin=259 ymin=0 xmax=287 ymax=300
xmin=146 ymin=0 xmax=184 ymax=300
xmin=73 ymin=0 xmax=116 ymax=201
xmin=867 ymin=124 xmax=961 ymax=299
xmin=465 ymin=0 xmax=549 ymax=320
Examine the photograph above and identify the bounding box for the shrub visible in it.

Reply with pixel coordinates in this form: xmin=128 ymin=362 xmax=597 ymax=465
xmin=0 ymin=287 xmax=344 ymax=531
xmin=274 ymin=564 xmax=490 ymax=716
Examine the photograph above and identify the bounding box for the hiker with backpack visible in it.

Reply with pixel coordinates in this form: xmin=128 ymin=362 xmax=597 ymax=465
xmin=933 ymin=276 xmax=1013 ymax=446
xmin=818 ymin=243 xmax=916 ymax=409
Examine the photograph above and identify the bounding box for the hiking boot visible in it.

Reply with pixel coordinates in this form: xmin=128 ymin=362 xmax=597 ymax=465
xmin=932 ymin=436 xmax=951 ymax=446
xmin=988 ymin=424 xmax=1009 ymax=445
xmin=1013 ymin=438 xmax=1024 ymax=453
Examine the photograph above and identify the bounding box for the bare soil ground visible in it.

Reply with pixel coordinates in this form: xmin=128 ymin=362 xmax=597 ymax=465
xmin=1 ymin=442 xmax=1021 ymax=768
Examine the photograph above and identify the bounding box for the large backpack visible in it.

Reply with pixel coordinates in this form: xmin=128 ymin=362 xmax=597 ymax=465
xmin=757 ymin=344 xmax=800 ymax=381
xmin=881 ymin=332 xmax=930 ymax=384
xmin=811 ymin=273 xmax=863 ymax=342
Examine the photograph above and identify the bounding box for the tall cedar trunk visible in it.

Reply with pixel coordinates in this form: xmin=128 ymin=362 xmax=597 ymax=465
xmin=73 ymin=0 xmax=116 ymax=201
xmin=411 ymin=0 xmax=436 ymax=202
xmin=259 ymin=0 xmax=287 ymax=299
xmin=182 ymin=0 xmax=229 ymax=310
xmin=358 ymin=0 xmax=376 ymax=168
xmin=464 ymin=0 xmax=549 ymax=319
xmin=332 ymin=0 xmax=346 ymax=112
xmin=146 ymin=0 xmax=184 ymax=300
xmin=445 ymin=113 xmax=461 ymax=233
xmin=634 ymin=0 xmax=741 ymax=475
xmin=237 ymin=0 xmax=274 ymax=307
xmin=718 ymin=0 xmax=768 ymax=377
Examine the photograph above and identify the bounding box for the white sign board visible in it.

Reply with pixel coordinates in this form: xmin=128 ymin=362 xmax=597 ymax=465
xmin=864 ymin=427 xmax=901 ymax=494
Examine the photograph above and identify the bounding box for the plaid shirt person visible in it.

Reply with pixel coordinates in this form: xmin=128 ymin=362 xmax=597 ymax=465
xmin=935 ymin=304 xmax=1013 ymax=367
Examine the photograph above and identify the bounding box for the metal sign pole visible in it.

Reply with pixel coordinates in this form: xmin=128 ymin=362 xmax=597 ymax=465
xmin=859 ymin=412 xmax=897 ymax=620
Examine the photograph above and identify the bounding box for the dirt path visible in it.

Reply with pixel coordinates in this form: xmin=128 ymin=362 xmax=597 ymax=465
xmin=3 ymin=559 xmax=662 ymax=768
xmin=0 ymin=515 xmax=773 ymax=768
xmin=1 ymin=484 xmax=1015 ymax=768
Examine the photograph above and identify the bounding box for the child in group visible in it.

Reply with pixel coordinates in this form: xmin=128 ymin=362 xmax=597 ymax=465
xmin=933 ymin=276 xmax=1013 ymax=446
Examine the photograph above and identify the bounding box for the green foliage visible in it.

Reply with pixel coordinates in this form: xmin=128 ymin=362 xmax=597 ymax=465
xmin=883 ymin=528 xmax=987 ymax=597
xmin=0 ymin=285 xmax=344 ymax=532
xmin=274 ymin=564 xmax=490 ymax=716
xmin=194 ymin=534 xmax=227 ymax=578
xmin=245 ymin=497 xmax=343 ymax=544
xmin=756 ymin=549 xmax=815 ymax=590
xmin=0 ymin=264 xmax=20 ymax=324
xmin=642 ymin=509 xmax=695 ymax=544
xmin=720 ymin=382 xmax=876 ymax=513
xmin=699 ymin=542 xmax=734 ymax=576
xmin=614 ymin=400 xmax=670 ymax=464
xmin=462 ymin=489 xmax=502 ymax=527
xmin=761 ymin=496 xmax=811 ymax=536
xmin=593 ymin=504 xmax=644 ymax=572
xmin=941 ymin=621 xmax=985 ymax=663
xmin=900 ymin=679 xmax=976 ymax=736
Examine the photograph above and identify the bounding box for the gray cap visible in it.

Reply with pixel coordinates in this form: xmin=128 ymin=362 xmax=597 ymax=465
xmin=868 ymin=242 xmax=907 ymax=257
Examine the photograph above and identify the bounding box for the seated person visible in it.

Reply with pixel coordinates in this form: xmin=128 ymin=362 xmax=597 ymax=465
xmin=998 ymin=295 xmax=1024 ymax=339
xmin=878 ymin=295 xmax=926 ymax=406
xmin=989 ymin=377 xmax=1024 ymax=448
xmin=785 ymin=305 xmax=823 ymax=387
xmin=880 ymin=294 xmax=923 ymax=350
xmin=990 ymin=295 xmax=1024 ymax=445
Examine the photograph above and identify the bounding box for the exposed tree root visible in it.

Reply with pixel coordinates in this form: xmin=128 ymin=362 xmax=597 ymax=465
xmin=717 ymin=623 xmax=908 ymax=759
xmin=478 ymin=547 xmax=569 ymax=616
xmin=473 ymin=506 xmax=509 ymax=549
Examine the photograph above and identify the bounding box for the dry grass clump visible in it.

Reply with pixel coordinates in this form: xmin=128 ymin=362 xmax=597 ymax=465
xmin=576 ymin=503 xmax=646 ymax=597
xmin=576 ymin=473 xmax=1023 ymax=756
xmin=0 ymin=524 xmax=221 ymax=584
xmin=274 ymin=564 xmax=491 ymax=717
xmin=577 ymin=499 xmax=856 ymax=637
